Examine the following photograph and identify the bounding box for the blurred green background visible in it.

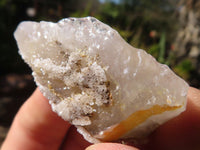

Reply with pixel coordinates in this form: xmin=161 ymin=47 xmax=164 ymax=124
xmin=0 ymin=0 xmax=200 ymax=146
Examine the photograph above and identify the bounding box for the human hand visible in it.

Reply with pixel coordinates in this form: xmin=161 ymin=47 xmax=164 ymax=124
xmin=1 ymin=87 xmax=200 ymax=150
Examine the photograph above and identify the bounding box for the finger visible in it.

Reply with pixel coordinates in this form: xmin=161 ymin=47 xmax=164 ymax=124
xmin=1 ymin=88 xmax=71 ymax=150
xmin=143 ymin=87 xmax=200 ymax=150
xmin=60 ymin=126 xmax=91 ymax=150
xmin=86 ymin=143 xmax=139 ymax=150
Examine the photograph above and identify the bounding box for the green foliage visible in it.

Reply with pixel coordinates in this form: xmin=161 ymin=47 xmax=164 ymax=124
xmin=148 ymin=44 xmax=160 ymax=58
xmin=71 ymin=0 xmax=93 ymax=17
xmin=174 ymin=59 xmax=194 ymax=80
xmin=158 ymin=32 xmax=166 ymax=63
xmin=0 ymin=0 xmax=7 ymax=7
xmin=99 ymin=2 xmax=120 ymax=19
xmin=148 ymin=32 xmax=168 ymax=64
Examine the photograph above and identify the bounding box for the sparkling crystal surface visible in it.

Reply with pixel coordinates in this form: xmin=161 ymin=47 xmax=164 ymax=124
xmin=14 ymin=17 xmax=189 ymax=143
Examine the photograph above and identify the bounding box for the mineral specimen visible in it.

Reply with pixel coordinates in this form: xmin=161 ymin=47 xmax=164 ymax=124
xmin=14 ymin=17 xmax=189 ymax=143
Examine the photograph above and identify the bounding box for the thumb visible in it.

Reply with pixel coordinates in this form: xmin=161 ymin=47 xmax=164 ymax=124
xmin=85 ymin=143 xmax=139 ymax=150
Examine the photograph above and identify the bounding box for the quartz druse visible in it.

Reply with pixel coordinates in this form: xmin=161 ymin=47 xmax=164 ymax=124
xmin=14 ymin=17 xmax=189 ymax=143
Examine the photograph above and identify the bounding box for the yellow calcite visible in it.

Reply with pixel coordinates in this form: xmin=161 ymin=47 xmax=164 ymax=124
xmin=95 ymin=104 xmax=182 ymax=141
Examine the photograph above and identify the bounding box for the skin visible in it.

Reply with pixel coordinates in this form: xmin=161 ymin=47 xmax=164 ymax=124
xmin=1 ymin=87 xmax=200 ymax=150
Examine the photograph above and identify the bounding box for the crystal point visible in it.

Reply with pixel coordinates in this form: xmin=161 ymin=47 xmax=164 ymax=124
xmin=14 ymin=17 xmax=189 ymax=143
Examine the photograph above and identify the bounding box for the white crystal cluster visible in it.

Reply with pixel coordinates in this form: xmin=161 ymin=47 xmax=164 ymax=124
xmin=14 ymin=17 xmax=189 ymax=143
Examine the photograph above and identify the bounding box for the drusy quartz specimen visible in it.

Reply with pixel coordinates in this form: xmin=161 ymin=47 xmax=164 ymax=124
xmin=14 ymin=17 xmax=189 ymax=143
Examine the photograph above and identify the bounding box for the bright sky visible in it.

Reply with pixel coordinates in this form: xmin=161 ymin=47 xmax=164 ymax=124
xmin=99 ymin=0 xmax=121 ymax=4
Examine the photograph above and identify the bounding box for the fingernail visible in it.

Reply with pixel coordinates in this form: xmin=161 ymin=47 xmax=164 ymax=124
xmin=85 ymin=145 xmax=95 ymax=150
xmin=85 ymin=143 xmax=138 ymax=150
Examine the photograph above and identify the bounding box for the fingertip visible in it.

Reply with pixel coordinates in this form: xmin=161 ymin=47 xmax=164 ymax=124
xmin=85 ymin=143 xmax=139 ymax=150
xmin=2 ymin=88 xmax=71 ymax=150
xmin=187 ymin=87 xmax=200 ymax=109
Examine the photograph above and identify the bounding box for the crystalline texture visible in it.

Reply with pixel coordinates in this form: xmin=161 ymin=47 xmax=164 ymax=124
xmin=14 ymin=17 xmax=189 ymax=143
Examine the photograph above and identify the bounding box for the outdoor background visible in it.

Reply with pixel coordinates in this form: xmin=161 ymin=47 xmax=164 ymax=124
xmin=0 ymin=0 xmax=200 ymax=146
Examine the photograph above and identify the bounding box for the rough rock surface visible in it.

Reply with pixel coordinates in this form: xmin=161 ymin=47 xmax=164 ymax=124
xmin=14 ymin=17 xmax=189 ymax=143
